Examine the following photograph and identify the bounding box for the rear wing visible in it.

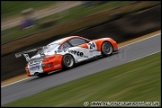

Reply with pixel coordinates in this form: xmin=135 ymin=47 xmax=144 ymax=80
xmin=15 ymin=46 xmax=44 ymax=61
xmin=15 ymin=49 xmax=37 ymax=58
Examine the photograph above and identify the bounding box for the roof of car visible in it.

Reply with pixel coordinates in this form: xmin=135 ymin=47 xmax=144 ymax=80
xmin=48 ymin=36 xmax=81 ymax=45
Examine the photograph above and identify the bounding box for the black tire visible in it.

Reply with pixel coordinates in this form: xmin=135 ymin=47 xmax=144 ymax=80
xmin=36 ymin=72 xmax=48 ymax=77
xmin=101 ymin=41 xmax=113 ymax=56
xmin=62 ymin=54 xmax=75 ymax=69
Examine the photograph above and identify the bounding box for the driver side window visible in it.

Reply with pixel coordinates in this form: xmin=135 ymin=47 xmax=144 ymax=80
xmin=59 ymin=42 xmax=71 ymax=50
xmin=68 ymin=38 xmax=89 ymax=46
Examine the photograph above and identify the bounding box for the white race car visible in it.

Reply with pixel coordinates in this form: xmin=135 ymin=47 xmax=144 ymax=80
xmin=15 ymin=36 xmax=118 ymax=77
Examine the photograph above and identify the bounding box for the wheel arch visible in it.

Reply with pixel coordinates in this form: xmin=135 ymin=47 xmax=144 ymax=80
xmin=93 ymin=39 xmax=116 ymax=52
xmin=62 ymin=53 xmax=76 ymax=69
xmin=63 ymin=53 xmax=76 ymax=63
xmin=101 ymin=40 xmax=114 ymax=51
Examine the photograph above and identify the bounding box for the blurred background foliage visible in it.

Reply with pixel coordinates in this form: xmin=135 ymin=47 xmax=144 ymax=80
xmin=1 ymin=1 xmax=160 ymax=45
xmin=1 ymin=1 xmax=56 ymax=19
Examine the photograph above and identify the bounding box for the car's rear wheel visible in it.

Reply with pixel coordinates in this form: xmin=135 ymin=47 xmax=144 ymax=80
xmin=62 ymin=54 xmax=75 ymax=69
xmin=35 ymin=72 xmax=48 ymax=77
xmin=101 ymin=41 xmax=113 ymax=56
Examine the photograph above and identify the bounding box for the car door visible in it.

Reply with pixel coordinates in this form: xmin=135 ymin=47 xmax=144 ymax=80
xmin=86 ymin=41 xmax=100 ymax=57
xmin=67 ymin=37 xmax=97 ymax=62
xmin=57 ymin=42 xmax=72 ymax=54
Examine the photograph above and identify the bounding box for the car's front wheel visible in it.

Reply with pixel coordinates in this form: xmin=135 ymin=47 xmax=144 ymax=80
xmin=101 ymin=41 xmax=113 ymax=56
xmin=62 ymin=54 xmax=75 ymax=69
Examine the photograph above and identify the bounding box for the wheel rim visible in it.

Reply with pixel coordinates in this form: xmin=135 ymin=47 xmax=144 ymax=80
xmin=102 ymin=42 xmax=113 ymax=55
xmin=63 ymin=55 xmax=74 ymax=67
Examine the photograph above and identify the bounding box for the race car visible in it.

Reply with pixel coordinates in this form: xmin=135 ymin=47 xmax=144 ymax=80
xmin=15 ymin=36 xmax=118 ymax=77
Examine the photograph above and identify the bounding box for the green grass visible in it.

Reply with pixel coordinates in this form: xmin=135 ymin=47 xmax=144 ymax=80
xmin=4 ymin=52 xmax=161 ymax=107
xmin=1 ymin=1 xmax=57 ymax=20
xmin=1 ymin=1 xmax=133 ymax=44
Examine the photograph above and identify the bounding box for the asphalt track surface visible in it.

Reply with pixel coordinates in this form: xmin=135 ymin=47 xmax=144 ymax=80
xmin=1 ymin=34 xmax=161 ymax=105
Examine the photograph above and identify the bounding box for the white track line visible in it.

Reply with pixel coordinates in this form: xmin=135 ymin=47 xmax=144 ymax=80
xmin=1 ymin=77 xmax=31 ymax=88
xmin=125 ymin=50 xmax=161 ymax=64
xmin=119 ymin=33 xmax=161 ymax=48
xmin=1 ymin=33 xmax=161 ymax=88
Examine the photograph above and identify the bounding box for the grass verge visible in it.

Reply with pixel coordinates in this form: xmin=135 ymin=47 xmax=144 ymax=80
xmin=3 ymin=52 xmax=161 ymax=107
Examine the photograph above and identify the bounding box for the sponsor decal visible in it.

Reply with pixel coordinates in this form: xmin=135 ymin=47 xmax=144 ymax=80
xmin=54 ymin=49 xmax=88 ymax=58
xmin=54 ymin=64 xmax=61 ymax=68
xmin=55 ymin=49 xmax=67 ymax=53
xmin=68 ymin=50 xmax=84 ymax=57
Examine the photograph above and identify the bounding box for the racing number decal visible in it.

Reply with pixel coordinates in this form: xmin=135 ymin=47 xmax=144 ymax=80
xmin=88 ymin=42 xmax=95 ymax=49
xmin=87 ymin=42 xmax=97 ymax=51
